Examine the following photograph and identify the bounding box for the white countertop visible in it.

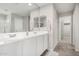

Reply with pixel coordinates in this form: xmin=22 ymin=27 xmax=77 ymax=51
xmin=0 ymin=31 xmax=48 ymax=46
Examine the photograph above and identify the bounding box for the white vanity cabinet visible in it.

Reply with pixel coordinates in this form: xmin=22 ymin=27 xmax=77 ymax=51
xmin=36 ymin=34 xmax=48 ymax=56
xmin=16 ymin=40 xmax=23 ymax=56
xmin=37 ymin=35 xmax=44 ymax=55
xmin=0 ymin=32 xmax=48 ymax=56
xmin=22 ymin=34 xmax=48 ymax=56
xmin=0 ymin=42 xmax=18 ymax=56
xmin=43 ymin=34 xmax=48 ymax=51
xmin=0 ymin=45 xmax=7 ymax=56
xmin=22 ymin=38 xmax=37 ymax=56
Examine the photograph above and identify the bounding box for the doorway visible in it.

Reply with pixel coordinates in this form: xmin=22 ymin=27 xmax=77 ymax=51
xmin=59 ymin=15 xmax=72 ymax=44
xmin=54 ymin=15 xmax=75 ymax=56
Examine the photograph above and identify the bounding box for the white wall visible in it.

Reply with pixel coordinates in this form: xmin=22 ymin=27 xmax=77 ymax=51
xmin=52 ymin=6 xmax=59 ymax=49
xmin=73 ymin=4 xmax=79 ymax=50
xmin=30 ymin=4 xmax=59 ymax=50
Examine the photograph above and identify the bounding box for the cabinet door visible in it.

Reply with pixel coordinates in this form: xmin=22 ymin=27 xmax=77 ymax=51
xmin=23 ymin=38 xmax=37 ymax=56
xmin=0 ymin=45 xmax=6 ymax=56
xmin=0 ymin=42 xmax=18 ymax=56
xmin=37 ymin=35 xmax=44 ymax=55
xmin=43 ymin=34 xmax=48 ymax=51
xmin=16 ymin=41 xmax=23 ymax=56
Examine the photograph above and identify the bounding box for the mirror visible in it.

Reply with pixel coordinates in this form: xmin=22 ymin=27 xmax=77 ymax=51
xmin=10 ymin=14 xmax=30 ymax=32
xmin=0 ymin=3 xmax=47 ymax=33
xmin=0 ymin=13 xmax=30 ymax=33
xmin=0 ymin=14 xmax=7 ymax=33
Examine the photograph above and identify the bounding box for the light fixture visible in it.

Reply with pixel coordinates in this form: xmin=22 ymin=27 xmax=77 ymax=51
xmin=28 ymin=3 xmax=32 ymax=6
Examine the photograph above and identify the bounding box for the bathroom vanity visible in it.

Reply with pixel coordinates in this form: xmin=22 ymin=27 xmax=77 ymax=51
xmin=0 ymin=5 xmax=49 ymax=56
xmin=0 ymin=31 xmax=48 ymax=56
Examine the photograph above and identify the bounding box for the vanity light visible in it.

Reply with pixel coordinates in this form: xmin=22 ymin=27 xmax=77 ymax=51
xmin=28 ymin=3 xmax=32 ymax=6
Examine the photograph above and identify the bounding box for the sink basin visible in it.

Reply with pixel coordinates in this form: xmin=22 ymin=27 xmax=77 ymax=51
xmin=8 ymin=34 xmax=16 ymax=38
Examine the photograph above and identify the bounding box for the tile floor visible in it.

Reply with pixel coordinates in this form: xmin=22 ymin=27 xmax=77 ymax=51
xmin=54 ymin=42 xmax=79 ymax=56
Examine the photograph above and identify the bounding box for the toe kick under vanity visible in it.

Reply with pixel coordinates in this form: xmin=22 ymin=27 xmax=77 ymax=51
xmin=0 ymin=31 xmax=48 ymax=56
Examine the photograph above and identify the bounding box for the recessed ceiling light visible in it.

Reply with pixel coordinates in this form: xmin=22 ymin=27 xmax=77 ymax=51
xmin=28 ymin=3 xmax=32 ymax=6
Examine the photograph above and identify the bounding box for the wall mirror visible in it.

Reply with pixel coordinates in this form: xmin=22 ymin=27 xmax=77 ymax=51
xmin=0 ymin=14 xmax=7 ymax=33
xmin=0 ymin=3 xmax=48 ymax=33
xmin=10 ymin=14 xmax=29 ymax=32
xmin=0 ymin=13 xmax=30 ymax=33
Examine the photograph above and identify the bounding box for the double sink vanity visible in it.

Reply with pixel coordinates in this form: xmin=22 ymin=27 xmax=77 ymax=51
xmin=0 ymin=5 xmax=49 ymax=56
xmin=0 ymin=31 xmax=48 ymax=56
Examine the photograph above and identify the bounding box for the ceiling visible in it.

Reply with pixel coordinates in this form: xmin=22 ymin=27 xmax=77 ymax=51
xmin=54 ymin=3 xmax=75 ymax=15
xmin=0 ymin=3 xmax=76 ymax=16
xmin=0 ymin=3 xmax=49 ymax=16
